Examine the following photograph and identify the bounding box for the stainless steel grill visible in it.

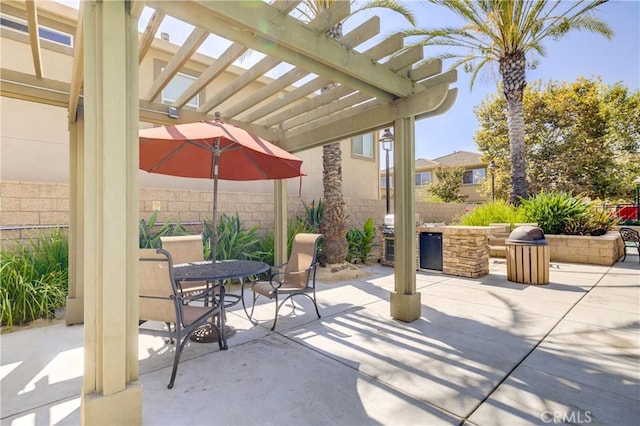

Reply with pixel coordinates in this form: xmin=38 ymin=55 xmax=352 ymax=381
xmin=381 ymin=214 xmax=394 ymax=236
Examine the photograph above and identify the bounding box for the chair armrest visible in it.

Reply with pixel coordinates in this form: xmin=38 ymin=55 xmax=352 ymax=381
xmin=178 ymin=282 xmax=225 ymax=306
xmin=267 ymin=265 xmax=315 ymax=290
xmin=270 ymin=262 xmax=287 ymax=274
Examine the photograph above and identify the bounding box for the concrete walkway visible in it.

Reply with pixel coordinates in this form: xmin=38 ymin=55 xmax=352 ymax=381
xmin=2 ymin=257 xmax=639 ymax=425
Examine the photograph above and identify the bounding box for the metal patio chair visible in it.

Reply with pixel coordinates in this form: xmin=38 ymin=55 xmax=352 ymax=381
xmin=246 ymin=233 xmax=323 ymax=330
xmin=160 ymin=235 xmax=210 ymax=301
xmin=138 ymin=248 xmax=227 ymax=389
xmin=619 ymin=227 xmax=640 ymax=263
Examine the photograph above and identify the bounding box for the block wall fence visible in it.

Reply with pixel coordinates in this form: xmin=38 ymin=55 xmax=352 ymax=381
xmin=0 ymin=181 xmax=475 ymax=250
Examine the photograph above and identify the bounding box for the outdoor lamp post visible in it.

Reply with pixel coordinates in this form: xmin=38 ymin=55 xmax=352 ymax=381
xmin=488 ymin=160 xmax=497 ymax=202
xmin=380 ymin=128 xmax=394 ymax=214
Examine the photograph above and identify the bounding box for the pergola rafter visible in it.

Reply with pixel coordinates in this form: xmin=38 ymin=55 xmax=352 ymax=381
xmin=1 ymin=0 xmax=457 ymax=150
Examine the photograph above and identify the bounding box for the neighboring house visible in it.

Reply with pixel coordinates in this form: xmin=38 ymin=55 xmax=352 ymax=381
xmin=0 ymin=1 xmax=381 ymax=206
xmin=380 ymin=151 xmax=489 ymax=203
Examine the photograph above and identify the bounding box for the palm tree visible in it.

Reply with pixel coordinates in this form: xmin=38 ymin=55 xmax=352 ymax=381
xmin=402 ymin=0 xmax=612 ymax=204
xmin=296 ymin=1 xmax=416 ymax=264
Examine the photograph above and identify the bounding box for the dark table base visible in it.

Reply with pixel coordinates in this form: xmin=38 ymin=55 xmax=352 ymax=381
xmin=190 ymin=323 xmax=236 ymax=343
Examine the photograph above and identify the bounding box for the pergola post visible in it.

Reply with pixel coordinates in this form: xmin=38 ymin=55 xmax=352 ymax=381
xmin=274 ymin=180 xmax=288 ymax=265
xmin=66 ymin=110 xmax=85 ymax=325
xmin=80 ymin=1 xmax=142 ymax=423
xmin=390 ymin=116 xmax=421 ymax=322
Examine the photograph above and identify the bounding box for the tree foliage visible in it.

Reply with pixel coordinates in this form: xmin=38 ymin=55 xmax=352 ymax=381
xmin=401 ymin=0 xmax=612 ymax=204
xmin=428 ymin=167 xmax=468 ymax=203
xmin=475 ymin=77 xmax=640 ymax=202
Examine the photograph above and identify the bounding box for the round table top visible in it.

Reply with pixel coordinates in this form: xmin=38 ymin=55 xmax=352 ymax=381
xmin=173 ymin=259 xmax=269 ymax=282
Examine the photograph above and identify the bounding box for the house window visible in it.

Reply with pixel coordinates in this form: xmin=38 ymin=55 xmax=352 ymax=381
xmin=463 ymin=168 xmax=486 ymax=185
xmin=415 ymin=171 xmax=432 ymax=186
xmin=161 ymin=71 xmax=199 ymax=109
xmin=381 ymin=176 xmax=393 ymax=188
xmin=352 ymin=133 xmax=374 ymax=159
xmin=0 ymin=15 xmax=73 ymax=47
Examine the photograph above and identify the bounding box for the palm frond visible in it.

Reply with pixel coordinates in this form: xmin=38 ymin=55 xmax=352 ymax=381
xmin=354 ymin=0 xmax=416 ymax=25
xmin=401 ymin=0 xmax=611 ymax=91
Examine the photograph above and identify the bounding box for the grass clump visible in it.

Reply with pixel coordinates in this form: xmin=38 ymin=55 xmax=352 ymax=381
xmin=1 ymin=229 xmax=69 ymax=329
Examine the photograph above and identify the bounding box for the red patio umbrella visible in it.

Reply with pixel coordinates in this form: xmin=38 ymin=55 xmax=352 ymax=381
xmin=139 ymin=114 xmax=304 ymax=261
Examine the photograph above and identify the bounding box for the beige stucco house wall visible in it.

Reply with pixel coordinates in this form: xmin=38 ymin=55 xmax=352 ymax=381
xmin=381 ymin=150 xmax=489 ymax=204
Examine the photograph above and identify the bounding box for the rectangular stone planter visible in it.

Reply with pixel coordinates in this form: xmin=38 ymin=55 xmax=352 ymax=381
xmin=489 ymin=231 xmax=624 ymax=266
xmin=545 ymin=232 xmax=624 ymax=265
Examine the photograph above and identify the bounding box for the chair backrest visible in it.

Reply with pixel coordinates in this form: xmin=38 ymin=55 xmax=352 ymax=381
xmin=620 ymin=227 xmax=640 ymax=246
xmin=139 ymin=248 xmax=178 ymax=323
xmin=160 ymin=235 xmax=205 ymax=264
xmin=284 ymin=233 xmax=322 ymax=287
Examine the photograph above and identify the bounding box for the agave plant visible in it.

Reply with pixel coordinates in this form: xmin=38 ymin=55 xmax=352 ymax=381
xmin=139 ymin=211 xmax=188 ymax=248
xmin=203 ymin=213 xmax=263 ymax=261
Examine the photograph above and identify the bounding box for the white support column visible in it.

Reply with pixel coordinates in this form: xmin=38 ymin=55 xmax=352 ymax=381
xmin=274 ymin=180 xmax=288 ymax=265
xmin=66 ymin=109 xmax=84 ymax=325
xmin=80 ymin=1 xmax=142 ymax=423
xmin=390 ymin=117 xmax=421 ymax=322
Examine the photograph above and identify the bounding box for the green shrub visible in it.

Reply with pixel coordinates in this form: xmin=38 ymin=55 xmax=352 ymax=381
xmin=139 ymin=210 xmax=188 ymax=248
xmin=255 ymin=231 xmax=275 ymax=268
xmin=520 ymin=191 xmax=590 ymax=234
xmin=458 ymin=201 xmax=525 ymax=226
xmin=203 ymin=213 xmax=263 ymax=261
xmin=565 ymin=207 xmax=619 ymax=236
xmin=1 ymin=229 xmax=69 ymax=328
xmin=249 ymin=215 xmax=323 ymax=278
xmin=457 ymin=192 xmax=617 ymax=236
xmin=346 ymin=218 xmax=377 ymax=264
xmin=288 ymin=214 xmax=318 ymax=237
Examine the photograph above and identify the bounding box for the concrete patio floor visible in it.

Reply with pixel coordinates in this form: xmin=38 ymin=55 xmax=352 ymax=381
xmin=2 ymin=256 xmax=639 ymax=425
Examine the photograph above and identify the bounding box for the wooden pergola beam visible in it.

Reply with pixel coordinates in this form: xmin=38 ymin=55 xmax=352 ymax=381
xmin=144 ymin=27 xmax=209 ymax=102
xmin=266 ymin=43 xmax=423 ymax=129
xmin=281 ymin=81 xmax=455 ymax=152
xmin=1 ymin=68 xmax=69 ymax=107
xmin=222 ymin=16 xmax=380 ymax=119
xmin=245 ymin=32 xmax=404 ymax=124
xmin=172 ymin=0 xmax=301 ymax=110
xmin=194 ymin=0 xmax=417 ymax=98
xmin=197 ymin=1 xmax=348 ymax=114
xmin=146 ymin=0 xmax=411 ymax=102
xmin=25 ymin=0 xmax=43 ymax=79
xmin=68 ymin=1 xmax=84 ymax=122
xmin=138 ymin=10 xmax=164 ymax=64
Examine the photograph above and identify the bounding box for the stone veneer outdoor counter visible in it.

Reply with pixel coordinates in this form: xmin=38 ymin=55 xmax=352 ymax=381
xmin=416 ymin=226 xmax=493 ymax=278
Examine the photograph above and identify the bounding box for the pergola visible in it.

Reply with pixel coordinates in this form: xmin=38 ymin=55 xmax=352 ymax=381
xmin=0 ymin=0 xmax=457 ymax=422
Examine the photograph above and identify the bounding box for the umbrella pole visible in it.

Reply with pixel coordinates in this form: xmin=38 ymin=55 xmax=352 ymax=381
xmin=211 ymin=139 xmax=220 ymax=263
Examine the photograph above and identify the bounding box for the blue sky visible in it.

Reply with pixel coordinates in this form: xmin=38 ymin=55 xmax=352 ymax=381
xmin=59 ymin=0 xmax=639 ymax=161
xmin=352 ymin=0 xmax=640 ymax=160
